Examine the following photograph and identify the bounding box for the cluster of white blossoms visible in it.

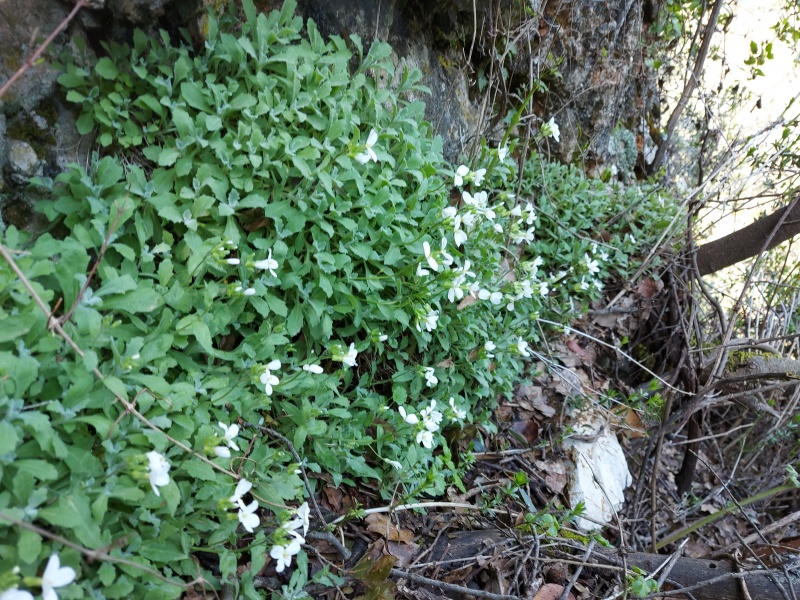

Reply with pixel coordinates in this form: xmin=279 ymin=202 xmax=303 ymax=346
xmin=212 ymin=422 xmax=240 ymax=458
xmin=577 ymin=242 xmax=608 ymax=292
xmin=216 ymin=240 xmax=283 ymax=298
xmin=259 ymin=359 xmax=281 ymax=396
xmin=146 ymin=450 xmax=171 ymax=497
xmin=396 ymin=398 xmax=467 ymax=449
xmin=422 ymin=367 xmax=438 ymax=388
xmin=228 ymin=479 xmax=260 ymax=533
xmin=331 ymin=342 xmax=358 ymax=367
xmin=269 ymin=502 xmax=310 ymax=572
xmin=1 ymin=554 xmax=76 ymax=600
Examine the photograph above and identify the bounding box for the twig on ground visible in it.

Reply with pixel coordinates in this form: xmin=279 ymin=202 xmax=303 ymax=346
xmin=306 ymin=530 xmax=351 ymax=562
xmin=390 ymin=567 xmax=521 ymax=600
xmin=560 ymin=539 xmax=595 ymax=600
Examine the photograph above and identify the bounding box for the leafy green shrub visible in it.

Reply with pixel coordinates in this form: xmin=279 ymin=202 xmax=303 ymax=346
xmin=0 ymin=0 xmax=675 ymax=596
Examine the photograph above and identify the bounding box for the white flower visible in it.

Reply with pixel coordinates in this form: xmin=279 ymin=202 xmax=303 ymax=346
xmin=439 ymin=238 xmax=453 ymax=267
xmin=489 ymin=291 xmax=503 ymax=305
xmin=238 ymin=499 xmax=260 ymax=533
xmin=420 ymin=400 xmax=443 ymax=431
xmin=493 ymin=223 xmax=503 ymax=233
xmin=544 ymin=117 xmax=560 ymax=142
xmin=385 ymin=459 xmax=402 ymax=471
xmin=218 ymin=422 xmax=240 ymax=452
xmin=260 ymin=368 xmax=280 ymax=396
xmin=447 ymin=277 xmax=465 ymax=303
xmin=584 ymin=253 xmax=600 ymax=275
xmin=416 ymin=262 xmax=430 ymax=277
xmin=498 ymin=146 xmax=509 ymax=162
xmin=416 ymin=429 xmax=434 ymax=449
xmin=453 ymin=224 xmax=468 ymax=248
xmin=342 ymin=343 xmax=358 ymax=367
xmin=214 ymin=446 xmax=231 ymax=458
xmin=398 ymin=406 xmax=419 ymax=425
xmin=449 ymin=397 xmax=467 ymax=421
xmin=511 ymin=205 xmax=522 ymax=217
xmin=524 ymin=202 xmax=537 ymax=225
xmin=473 ymin=168 xmax=486 ymax=186
xmin=0 ymin=589 xmax=34 ymax=600
xmin=442 ymin=206 xmax=458 ymax=219
xmin=419 ymin=310 xmax=439 ymax=332
xmin=539 ymin=281 xmax=550 ymax=296
xmin=580 ymin=276 xmax=590 ymax=291
xmin=302 ymin=364 xmax=324 ymax=374
xmin=230 ymin=479 xmax=253 ymax=505
xmin=454 ymin=165 xmax=470 ymax=186
xmin=484 ymin=341 xmax=496 ymax=357
xmin=598 ymin=249 xmax=609 ymax=261
xmin=378 ymin=333 xmax=388 ymax=342
xmin=146 ymin=451 xmax=170 ymax=496
xmin=355 ymin=129 xmax=379 ymax=164
xmin=517 ymin=337 xmax=531 ymax=358
xmin=423 ymin=367 xmax=438 ymax=388
xmin=270 ymin=531 xmax=303 ymax=573
xmin=285 ymin=501 xmax=310 ymax=536
xmin=423 ymin=241 xmax=439 ymax=272
xmin=234 ymin=284 xmax=256 ymax=296
xmin=41 ymin=554 xmax=76 ymax=600
xmin=253 ymin=249 xmax=279 ymax=277
xmin=225 ymin=258 xmax=240 ymax=265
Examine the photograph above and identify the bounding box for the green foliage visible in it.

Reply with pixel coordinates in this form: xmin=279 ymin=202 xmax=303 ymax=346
xmin=0 ymin=0 xmax=676 ymax=595
xmin=628 ymin=568 xmax=660 ymax=597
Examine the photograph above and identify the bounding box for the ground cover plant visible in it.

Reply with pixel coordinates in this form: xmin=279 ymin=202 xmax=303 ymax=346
xmin=0 ymin=0 xmax=676 ymax=597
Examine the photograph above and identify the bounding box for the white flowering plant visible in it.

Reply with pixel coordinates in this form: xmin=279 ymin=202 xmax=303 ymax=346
xmin=0 ymin=0 xmax=676 ymax=596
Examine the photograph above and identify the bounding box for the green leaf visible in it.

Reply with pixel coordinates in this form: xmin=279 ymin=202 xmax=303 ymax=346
xmin=183 ymin=460 xmax=217 ymax=481
xmin=38 ymin=493 xmax=104 ymax=548
xmin=14 ymin=460 xmax=58 ymax=481
xmin=158 ymin=147 xmax=181 ymax=167
xmin=286 ymin=303 xmax=303 ymax=336
xmin=0 ymin=422 xmax=19 ymax=455
xmin=265 ymin=294 xmax=288 ymax=317
xmin=95 ymin=57 xmax=120 ymax=80
xmin=103 ymin=286 xmax=164 ymax=313
xmin=17 ymin=528 xmax=41 ymax=564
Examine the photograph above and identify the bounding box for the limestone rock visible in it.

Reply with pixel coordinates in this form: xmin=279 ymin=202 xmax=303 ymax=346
xmin=7 ymin=140 xmax=41 ymax=183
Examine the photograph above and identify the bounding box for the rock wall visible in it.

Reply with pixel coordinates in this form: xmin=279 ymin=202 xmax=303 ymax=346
xmin=0 ymin=0 xmax=659 ymax=230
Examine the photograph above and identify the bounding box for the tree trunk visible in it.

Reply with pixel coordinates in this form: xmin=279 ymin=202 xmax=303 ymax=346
xmin=695 ymin=198 xmax=800 ymax=276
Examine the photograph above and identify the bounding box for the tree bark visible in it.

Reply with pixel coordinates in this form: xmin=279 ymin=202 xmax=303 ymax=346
xmin=695 ymin=198 xmax=800 ymax=276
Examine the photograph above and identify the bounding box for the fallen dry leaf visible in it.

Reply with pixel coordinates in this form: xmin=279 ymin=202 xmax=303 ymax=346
xmin=534 ymin=459 xmax=568 ymax=494
xmin=566 ymin=338 xmax=596 ymax=364
xmin=637 ymin=277 xmax=664 ymax=298
xmin=516 ymin=385 xmax=556 ymax=418
xmin=366 ymin=513 xmax=415 ymax=543
xmin=533 ymin=583 xmax=576 ymax=600
xmin=386 ymin=540 xmax=419 ymax=568
xmin=322 ymin=485 xmax=343 ymax=512
xmin=510 ymin=419 xmax=540 ymax=444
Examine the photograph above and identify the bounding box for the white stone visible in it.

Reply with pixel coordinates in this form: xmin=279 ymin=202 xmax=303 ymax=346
xmin=7 ymin=140 xmax=42 ymax=180
xmin=563 ymin=411 xmax=632 ymax=531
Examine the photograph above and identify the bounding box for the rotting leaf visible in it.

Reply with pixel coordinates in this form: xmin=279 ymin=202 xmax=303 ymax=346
xmin=516 ymin=385 xmax=556 ymax=418
xmin=637 ymin=277 xmax=664 ymax=298
xmin=351 ymin=546 xmax=397 ymax=600
xmin=366 ymin=513 xmax=415 ymax=543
